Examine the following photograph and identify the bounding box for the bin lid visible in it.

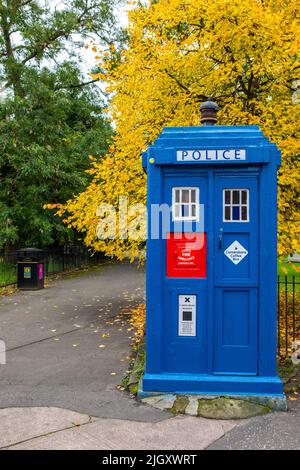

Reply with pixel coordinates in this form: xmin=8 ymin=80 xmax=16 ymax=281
xmin=17 ymin=247 xmax=44 ymax=253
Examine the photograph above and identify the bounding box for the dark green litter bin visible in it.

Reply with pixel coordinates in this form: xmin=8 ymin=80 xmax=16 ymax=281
xmin=17 ymin=248 xmax=44 ymax=290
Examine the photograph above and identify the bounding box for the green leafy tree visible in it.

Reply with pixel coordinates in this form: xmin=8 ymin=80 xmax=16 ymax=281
xmin=0 ymin=0 xmax=119 ymax=248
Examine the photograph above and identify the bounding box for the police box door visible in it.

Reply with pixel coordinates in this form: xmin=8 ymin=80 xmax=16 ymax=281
xmin=163 ymin=171 xmax=208 ymax=374
xmin=213 ymin=171 xmax=259 ymax=375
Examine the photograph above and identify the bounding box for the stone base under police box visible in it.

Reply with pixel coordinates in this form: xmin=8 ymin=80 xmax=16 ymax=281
xmin=139 ymin=373 xmax=287 ymax=412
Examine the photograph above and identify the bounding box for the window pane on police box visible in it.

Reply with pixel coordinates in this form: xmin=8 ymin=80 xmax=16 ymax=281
xmin=182 ymin=190 xmax=189 ymax=203
xmin=242 ymin=190 xmax=248 ymax=205
xmin=224 ymin=206 xmax=231 ymax=221
xmin=232 ymin=206 xmax=240 ymax=220
xmin=224 ymin=190 xmax=231 ymax=204
xmin=191 ymin=204 xmax=196 ymax=217
xmin=175 ymin=190 xmax=180 ymax=203
xmin=232 ymin=190 xmax=240 ymax=204
xmin=182 ymin=204 xmax=189 ymax=217
xmin=174 ymin=205 xmax=180 ymax=218
xmin=191 ymin=190 xmax=196 ymax=203
xmin=242 ymin=206 xmax=248 ymax=221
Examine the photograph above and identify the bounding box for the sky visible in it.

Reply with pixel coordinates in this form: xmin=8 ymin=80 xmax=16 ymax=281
xmin=116 ymin=2 xmax=132 ymax=27
xmin=81 ymin=3 xmax=131 ymax=74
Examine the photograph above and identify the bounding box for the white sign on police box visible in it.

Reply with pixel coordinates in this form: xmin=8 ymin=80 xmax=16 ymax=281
xmin=178 ymin=295 xmax=196 ymax=337
xmin=224 ymin=241 xmax=248 ymax=265
xmin=177 ymin=149 xmax=246 ymax=162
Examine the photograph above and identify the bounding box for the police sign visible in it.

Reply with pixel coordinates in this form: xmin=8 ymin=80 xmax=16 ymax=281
xmin=177 ymin=149 xmax=246 ymax=161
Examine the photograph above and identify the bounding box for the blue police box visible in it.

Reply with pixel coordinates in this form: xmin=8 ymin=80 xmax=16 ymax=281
xmin=141 ymin=101 xmax=284 ymax=398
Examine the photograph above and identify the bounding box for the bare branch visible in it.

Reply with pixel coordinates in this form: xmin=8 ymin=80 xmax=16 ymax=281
xmin=164 ymin=70 xmax=192 ymax=94
xmin=22 ymin=29 xmax=70 ymax=65
xmin=21 ymin=0 xmax=34 ymax=6
xmin=164 ymin=69 xmax=208 ymax=101
xmin=54 ymin=77 xmax=105 ymax=92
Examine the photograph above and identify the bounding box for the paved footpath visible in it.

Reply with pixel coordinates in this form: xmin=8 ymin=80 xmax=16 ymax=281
xmin=207 ymin=400 xmax=300 ymax=450
xmin=0 ymin=262 xmax=298 ymax=450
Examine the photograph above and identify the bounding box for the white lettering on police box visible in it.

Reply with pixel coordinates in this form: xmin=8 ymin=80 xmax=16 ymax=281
xmin=224 ymin=240 xmax=248 ymax=265
xmin=177 ymin=149 xmax=246 ymax=161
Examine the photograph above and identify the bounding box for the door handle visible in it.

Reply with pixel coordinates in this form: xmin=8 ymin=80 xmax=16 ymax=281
xmin=218 ymin=228 xmax=223 ymax=250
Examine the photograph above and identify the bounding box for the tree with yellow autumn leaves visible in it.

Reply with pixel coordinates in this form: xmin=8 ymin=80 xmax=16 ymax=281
xmin=55 ymin=0 xmax=300 ymax=260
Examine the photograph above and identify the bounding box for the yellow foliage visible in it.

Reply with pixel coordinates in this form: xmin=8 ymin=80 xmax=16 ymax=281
xmin=59 ymin=0 xmax=300 ymax=258
xmin=44 ymin=203 xmax=63 ymax=210
xmin=129 ymin=303 xmax=146 ymax=348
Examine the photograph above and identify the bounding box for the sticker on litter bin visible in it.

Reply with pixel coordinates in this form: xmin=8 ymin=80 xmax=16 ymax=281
xmin=24 ymin=267 xmax=31 ymax=279
xmin=38 ymin=263 xmax=43 ymax=280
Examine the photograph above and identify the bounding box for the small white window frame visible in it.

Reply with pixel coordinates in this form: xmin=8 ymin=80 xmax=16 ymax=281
xmin=223 ymin=188 xmax=249 ymax=223
xmin=172 ymin=187 xmax=200 ymax=222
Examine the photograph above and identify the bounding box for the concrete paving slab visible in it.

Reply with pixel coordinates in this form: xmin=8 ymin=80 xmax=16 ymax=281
xmin=5 ymin=411 xmax=236 ymax=450
xmin=0 ymin=407 xmax=93 ymax=449
xmin=142 ymin=395 xmax=176 ymax=411
xmin=208 ymin=399 xmax=300 ymax=450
